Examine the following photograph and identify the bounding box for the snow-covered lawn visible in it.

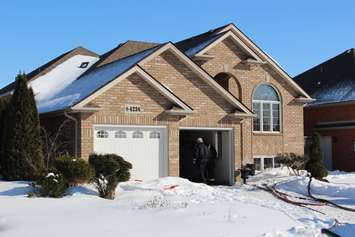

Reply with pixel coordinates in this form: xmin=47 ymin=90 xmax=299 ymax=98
xmin=0 ymin=169 xmax=354 ymax=237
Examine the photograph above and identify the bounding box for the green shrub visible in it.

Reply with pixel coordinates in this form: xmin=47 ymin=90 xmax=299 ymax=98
xmin=2 ymin=73 xmax=44 ymax=180
xmin=30 ymin=172 xmax=68 ymax=198
xmin=305 ymin=133 xmax=328 ymax=180
xmin=54 ymin=155 xmax=94 ymax=185
xmin=0 ymin=96 xmax=10 ymax=175
xmin=89 ymin=153 xmax=132 ymax=199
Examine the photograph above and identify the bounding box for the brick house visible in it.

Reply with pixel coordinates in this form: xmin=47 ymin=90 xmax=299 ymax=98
xmin=294 ymin=49 xmax=355 ymax=171
xmin=0 ymin=23 xmax=311 ymax=184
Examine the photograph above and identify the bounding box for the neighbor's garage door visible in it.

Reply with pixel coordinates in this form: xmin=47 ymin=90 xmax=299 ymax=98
xmin=93 ymin=126 xmax=167 ymax=181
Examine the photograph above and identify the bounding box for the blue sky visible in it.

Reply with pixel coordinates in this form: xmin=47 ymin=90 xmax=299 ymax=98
xmin=1 ymin=1 xmax=354 ymax=88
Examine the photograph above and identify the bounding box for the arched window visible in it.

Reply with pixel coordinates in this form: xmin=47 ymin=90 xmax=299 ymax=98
xmin=252 ymin=84 xmax=281 ymax=132
xmin=115 ymin=130 xmax=126 ymax=138
xmin=97 ymin=130 xmax=109 ymax=138
xmin=132 ymin=131 xmax=144 ymax=139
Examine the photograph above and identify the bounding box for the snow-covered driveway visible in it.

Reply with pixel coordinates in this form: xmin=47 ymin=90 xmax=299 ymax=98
xmin=0 ymin=170 xmax=354 ymax=237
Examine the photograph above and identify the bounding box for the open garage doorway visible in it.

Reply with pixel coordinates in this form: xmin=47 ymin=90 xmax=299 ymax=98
xmin=179 ymin=128 xmax=234 ymax=185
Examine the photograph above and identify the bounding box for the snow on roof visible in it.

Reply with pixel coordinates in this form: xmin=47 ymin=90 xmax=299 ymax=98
xmin=30 ymin=55 xmax=99 ymax=102
xmin=309 ymin=78 xmax=355 ymax=106
xmin=37 ymin=46 xmax=159 ymax=114
xmin=184 ymin=33 xmax=224 ymax=57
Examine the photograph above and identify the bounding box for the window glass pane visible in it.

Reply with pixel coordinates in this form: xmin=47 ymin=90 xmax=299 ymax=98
xmin=274 ymin=157 xmax=281 ymax=168
xmin=132 ymin=131 xmax=144 ymax=138
xmin=272 ymin=104 xmax=280 ymax=131
xmin=149 ymin=131 xmax=160 ymax=139
xmin=253 ymin=84 xmax=279 ymax=101
xmin=262 ymin=103 xmax=271 ymax=131
xmin=115 ymin=130 xmax=126 ymax=138
xmin=97 ymin=130 xmax=108 ymax=138
xmin=254 ymin=158 xmax=261 ymax=171
xmin=264 ymin=158 xmax=273 ymax=169
xmin=253 ymin=102 xmax=261 ymax=131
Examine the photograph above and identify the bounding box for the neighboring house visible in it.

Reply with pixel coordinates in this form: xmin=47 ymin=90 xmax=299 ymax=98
xmin=294 ymin=49 xmax=355 ymax=172
xmin=0 ymin=23 xmax=311 ymax=184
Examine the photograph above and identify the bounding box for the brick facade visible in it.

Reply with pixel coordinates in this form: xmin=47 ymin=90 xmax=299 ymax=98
xmin=200 ymin=38 xmax=305 ymax=163
xmin=304 ymin=103 xmax=355 ymax=171
xmin=72 ymin=38 xmax=305 ymax=176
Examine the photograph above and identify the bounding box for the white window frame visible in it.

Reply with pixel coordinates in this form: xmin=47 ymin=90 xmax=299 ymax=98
xmin=253 ymin=99 xmax=281 ymax=133
xmin=254 ymin=156 xmax=278 ymax=171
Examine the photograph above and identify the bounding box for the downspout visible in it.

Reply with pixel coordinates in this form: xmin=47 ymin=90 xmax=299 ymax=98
xmin=64 ymin=110 xmax=78 ymax=159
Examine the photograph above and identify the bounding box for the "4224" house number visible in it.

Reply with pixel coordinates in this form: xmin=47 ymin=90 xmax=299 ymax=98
xmin=124 ymin=104 xmax=142 ymax=113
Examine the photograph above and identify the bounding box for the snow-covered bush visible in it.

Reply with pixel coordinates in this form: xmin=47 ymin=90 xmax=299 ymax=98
xmin=30 ymin=172 xmax=68 ymax=198
xmin=54 ymin=155 xmax=94 ymax=185
xmin=89 ymin=153 xmax=132 ymax=199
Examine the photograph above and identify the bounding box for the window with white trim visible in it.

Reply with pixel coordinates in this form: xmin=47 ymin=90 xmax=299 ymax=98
xmin=149 ymin=131 xmax=160 ymax=139
xmin=132 ymin=131 xmax=144 ymax=138
xmin=253 ymin=84 xmax=281 ymax=132
xmin=97 ymin=130 xmax=109 ymax=138
xmin=254 ymin=156 xmax=280 ymax=171
xmin=115 ymin=130 xmax=126 ymax=138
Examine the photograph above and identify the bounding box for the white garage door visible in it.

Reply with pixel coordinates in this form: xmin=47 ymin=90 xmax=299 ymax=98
xmin=93 ymin=125 xmax=167 ymax=181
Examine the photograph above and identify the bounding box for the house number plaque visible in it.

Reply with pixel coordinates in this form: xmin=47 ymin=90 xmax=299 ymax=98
xmin=124 ymin=104 xmax=142 ymax=113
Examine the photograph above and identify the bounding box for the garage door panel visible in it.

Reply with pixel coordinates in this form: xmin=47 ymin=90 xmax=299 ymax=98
xmin=93 ymin=126 xmax=166 ymax=181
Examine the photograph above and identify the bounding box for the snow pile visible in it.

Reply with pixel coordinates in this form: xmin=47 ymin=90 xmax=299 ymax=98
xmin=327 ymin=170 xmax=355 ymax=184
xmin=251 ymin=169 xmax=355 ymax=236
xmin=118 ymin=177 xmax=217 ymax=209
xmin=275 ymin=175 xmax=355 ymax=207
xmin=0 ymin=181 xmax=33 ymax=197
xmin=1 ymin=174 xmax=354 ymax=236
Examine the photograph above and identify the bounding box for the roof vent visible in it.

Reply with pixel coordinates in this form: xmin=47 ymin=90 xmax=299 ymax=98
xmin=79 ymin=62 xmax=89 ymax=69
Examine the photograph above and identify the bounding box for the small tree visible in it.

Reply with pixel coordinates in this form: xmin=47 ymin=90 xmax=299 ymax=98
xmin=0 ymin=97 xmax=10 ymax=175
xmin=2 ymin=73 xmax=44 ymax=180
xmin=305 ymin=133 xmax=328 ymax=180
xmin=89 ymin=153 xmax=132 ymax=199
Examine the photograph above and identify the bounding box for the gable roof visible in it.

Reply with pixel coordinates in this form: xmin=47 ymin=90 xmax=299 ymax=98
xmin=0 ymin=47 xmax=98 ymax=96
xmin=38 ymin=45 xmax=162 ymax=114
xmin=93 ymin=40 xmax=159 ymax=68
xmin=24 ymin=41 xmax=253 ymax=116
xmin=176 ymin=23 xmax=312 ymax=100
xmin=138 ymin=43 xmax=254 ymax=116
xmin=294 ymin=49 xmax=355 ymax=106
xmin=1 ymin=23 xmax=300 ymax=117
xmin=73 ymin=43 xmax=253 ymax=117
xmin=175 ymin=24 xmax=229 ymax=53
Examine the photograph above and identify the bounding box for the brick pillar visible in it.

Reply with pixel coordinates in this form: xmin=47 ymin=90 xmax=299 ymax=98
xmin=168 ymin=125 xmax=179 ymax=176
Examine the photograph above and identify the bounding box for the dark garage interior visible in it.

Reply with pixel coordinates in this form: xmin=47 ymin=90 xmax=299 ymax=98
xmin=179 ymin=129 xmax=234 ymax=185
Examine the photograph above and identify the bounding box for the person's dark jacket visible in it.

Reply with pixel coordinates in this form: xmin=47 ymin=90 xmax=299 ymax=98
xmin=193 ymin=143 xmax=209 ymax=164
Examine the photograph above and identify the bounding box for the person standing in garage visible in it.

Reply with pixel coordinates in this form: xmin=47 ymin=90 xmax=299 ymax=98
xmin=206 ymin=143 xmax=217 ymax=183
xmin=193 ymin=137 xmax=209 ymax=183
